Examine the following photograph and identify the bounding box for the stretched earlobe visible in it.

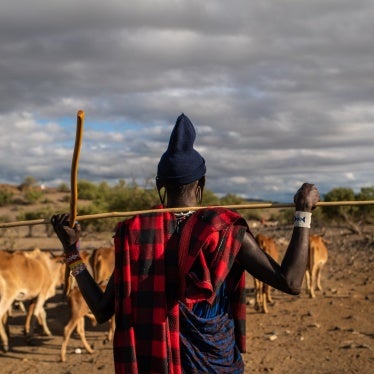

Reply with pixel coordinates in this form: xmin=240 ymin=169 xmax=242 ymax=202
xmin=156 ymin=178 xmax=166 ymax=205
xmin=196 ymin=177 xmax=205 ymax=205
xmin=158 ymin=186 xmax=166 ymax=205
xmin=195 ymin=185 xmax=203 ymax=205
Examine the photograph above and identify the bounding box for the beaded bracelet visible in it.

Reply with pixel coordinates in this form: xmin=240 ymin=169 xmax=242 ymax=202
xmin=294 ymin=211 xmax=312 ymax=228
xmin=70 ymin=261 xmax=87 ymax=277
xmin=65 ymin=247 xmax=86 ymax=277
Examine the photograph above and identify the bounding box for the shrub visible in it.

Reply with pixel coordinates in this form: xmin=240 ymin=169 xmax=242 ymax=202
xmin=23 ymin=188 xmax=44 ymax=204
xmin=57 ymin=183 xmax=70 ymax=193
xmin=78 ymin=180 xmax=100 ymax=200
xmin=0 ymin=189 xmax=14 ymax=206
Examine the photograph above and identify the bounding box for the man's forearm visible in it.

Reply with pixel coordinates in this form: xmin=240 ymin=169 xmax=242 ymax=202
xmin=280 ymin=226 xmax=310 ymax=294
xmin=75 ymin=270 xmax=115 ymax=323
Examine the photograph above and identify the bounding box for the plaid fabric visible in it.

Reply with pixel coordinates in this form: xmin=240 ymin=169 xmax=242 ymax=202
xmin=113 ymin=206 xmax=248 ymax=374
xmin=113 ymin=207 xmax=179 ymax=374
xmin=178 ymin=207 xmax=248 ymax=353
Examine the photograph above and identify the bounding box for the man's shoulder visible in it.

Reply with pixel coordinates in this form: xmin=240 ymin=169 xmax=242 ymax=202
xmin=194 ymin=207 xmax=246 ymax=230
xmin=116 ymin=206 xmax=175 ymax=231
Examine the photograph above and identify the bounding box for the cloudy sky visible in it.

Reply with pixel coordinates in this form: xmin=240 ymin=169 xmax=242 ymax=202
xmin=1 ymin=1 xmax=373 ymax=202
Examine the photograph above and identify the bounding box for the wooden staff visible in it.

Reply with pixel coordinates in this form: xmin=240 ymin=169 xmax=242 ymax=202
xmin=0 ymin=200 xmax=373 ymax=228
xmin=64 ymin=110 xmax=84 ymax=295
xmin=70 ymin=110 xmax=84 ymax=228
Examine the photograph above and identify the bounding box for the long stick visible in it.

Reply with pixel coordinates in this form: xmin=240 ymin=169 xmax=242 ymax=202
xmin=65 ymin=110 xmax=84 ymax=295
xmin=1 ymin=200 xmax=373 ymax=228
xmin=70 ymin=110 xmax=84 ymax=227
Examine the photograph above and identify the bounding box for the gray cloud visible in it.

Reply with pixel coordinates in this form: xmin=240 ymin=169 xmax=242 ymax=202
xmin=0 ymin=0 xmax=373 ymax=202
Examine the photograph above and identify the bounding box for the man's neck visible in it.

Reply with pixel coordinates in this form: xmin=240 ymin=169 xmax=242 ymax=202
xmin=166 ymin=198 xmax=197 ymax=208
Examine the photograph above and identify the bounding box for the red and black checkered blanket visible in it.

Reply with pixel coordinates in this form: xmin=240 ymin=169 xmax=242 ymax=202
xmin=113 ymin=206 xmax=248 ymax=374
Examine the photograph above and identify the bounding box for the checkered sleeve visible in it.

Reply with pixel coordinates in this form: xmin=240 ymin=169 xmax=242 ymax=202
xmin=113 ymin=210 xmax=181 ymax=374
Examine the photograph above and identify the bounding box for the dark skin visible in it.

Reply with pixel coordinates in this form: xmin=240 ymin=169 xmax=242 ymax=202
xmin=51 ymin=180 xmax=320 ymax=324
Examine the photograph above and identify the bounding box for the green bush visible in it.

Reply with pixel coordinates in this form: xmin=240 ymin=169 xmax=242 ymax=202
xmin=0 ymin=190 xmax=14 ymax=206
xmin=57 ymin=183 xmax=70 ymax=193
xmin=322 ymin=187 xmax=358 ymax=223
xmin=0 ymin=214 xmax=11 ymax=223
xmin=23 ymin=188 xmax=44 ymax=204
xmin=16 ymin=206 xmax=55 ymax=237
xmin=78 ymin=180 xmax=100 ymax=200
xmin=77 ymin=203 xmax=118 ymax=233
xmin=356 ymin=186 xmax=374 ymax=223
xmin=18 ymin=176 xmax=38 ymax=191
xmin=201 ymin=189 xmax=220 ymax=206
xmin=17 ymin=206 xmax=54 ymax=221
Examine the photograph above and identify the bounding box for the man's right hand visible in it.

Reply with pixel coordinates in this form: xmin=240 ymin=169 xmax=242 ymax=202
xmin=293 ymin=183 xmax=320 ymax=212
xmin=51 ymin=213 xmax=81 ymax=252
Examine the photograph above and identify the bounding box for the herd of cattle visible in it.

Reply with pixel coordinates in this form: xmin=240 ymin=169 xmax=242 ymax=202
xmin=0 ymin=245 xmax=115 ymax=361
xmin=0 ymin=232 xmax=329 ymax=360
xmin=253 ymin=233 xmax=329 ymax=313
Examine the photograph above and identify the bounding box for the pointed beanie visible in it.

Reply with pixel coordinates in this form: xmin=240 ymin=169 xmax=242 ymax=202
xmin=157 ymin=113 xmax=206 ymax=185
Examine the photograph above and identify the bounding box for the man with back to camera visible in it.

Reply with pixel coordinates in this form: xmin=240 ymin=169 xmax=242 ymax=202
xmin=52 ymin=113 xmax=320 ymax=373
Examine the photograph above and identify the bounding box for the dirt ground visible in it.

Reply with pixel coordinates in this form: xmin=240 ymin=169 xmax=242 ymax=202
xmin=0 ymin=222 xmax=373 ymax=374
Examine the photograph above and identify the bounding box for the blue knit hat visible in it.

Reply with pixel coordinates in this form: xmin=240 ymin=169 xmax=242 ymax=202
xmin=157 ymin=113 xmax=206 ymax=185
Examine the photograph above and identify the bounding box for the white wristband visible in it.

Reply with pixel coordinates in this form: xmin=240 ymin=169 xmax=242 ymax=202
xmin=294 ymin=211 xmax=312 ymax=228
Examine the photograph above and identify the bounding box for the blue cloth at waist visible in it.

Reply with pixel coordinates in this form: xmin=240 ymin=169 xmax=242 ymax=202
xmin=192 ymin=280 xmax=229 ymax=318
xmin=179 ymin=281 xmax=244 ymax=373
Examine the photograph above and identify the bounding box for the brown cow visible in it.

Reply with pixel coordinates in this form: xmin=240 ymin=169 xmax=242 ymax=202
xmin=253 ymin=233 xmax=279 ymax=313
xmin=0 ymin=249 xmax=64 ymax=351
xmin=305 ymin=235 xmax=328 ymax=298
xmin=60 ymin=246 xmax=115 ymax=362
xmin=22 ymin=250 xmax=66 ymax=336
xmin=90 ymin=245 xmax=115 ymax=286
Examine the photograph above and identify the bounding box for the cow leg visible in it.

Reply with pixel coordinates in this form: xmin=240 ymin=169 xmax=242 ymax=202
xmin=316 ymin=264 xmax=324 ymax=291
xmin=76 ymin=317 xmax=94 ymax=354
xmin=262 ymin=285 xmax=269 ymax=314
xmin=25 ymin=314 xmax=39 ymax=345
xmin=309 ymin=266 xmax=317 ymax=298
xmin=24 ymin=300 xmax=50 ymax=336
xmin=25 ymin=296 xmax=47 ymax=344
xmin=61 ymin=317 xmax=79 ymax=362
xmin=305 ymin=270 xmax=311 ymax=296
xmin=254 ymin=278 xmax=262 ymax=312
xmin=2 ymin=311 xmax=10 ymax=337
xmin=106 ymin=317 xmax=115 ymax=343
xmin=0 ymin=299 xmax=14 ymax=352
xmin=62 ymin=288 xmax=93 ymax=362
xmin=255 ymin=281 xmax=267 ymax=314
xmin=38 ymin=307 xmax=52 ymax=336
xmin=86 ymin=312 xmax=97 ymax=326
xmin=266 ymin=283 xmax=274 ymax=304
xmin=24 ymin=299 xmax=36 ymax=335
xmin=0 ymin=316 xmax=10 ymax=352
